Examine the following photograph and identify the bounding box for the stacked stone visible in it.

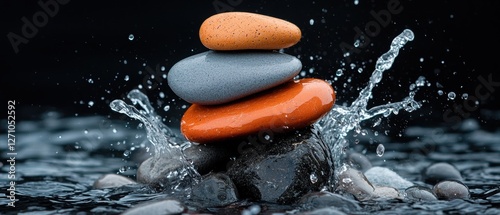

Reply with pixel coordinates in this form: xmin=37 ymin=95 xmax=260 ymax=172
xmin=168 ymin=11 xmax=336 ymax=144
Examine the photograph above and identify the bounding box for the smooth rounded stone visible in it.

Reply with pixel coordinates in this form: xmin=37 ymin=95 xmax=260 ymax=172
xmin=404 ymin=185 xmax=438 ymax=201
xmin=199 ymin=11 xmax=301 ymax=50
xmin=432 ymin=180 xmax=470 ymax=200
xmin=364 ymin=166 xmax=414 ymax=190
xmin=137 ymin=143 xmax=239 ymax=187
xmin=422 ymin=162 xmax=463 ymax=185
xmin=121 ymin=199 xmax=185 ymax=215
xmin=190 ymin=172 xmax=239 ymax=207
xmin=336 ymin=167 xmax=375 ymax=201
xmin=181 ymin=78 xmax=336 ymax=144
xmin=345 ymin=151 xmax=372 ymax=172
xmin=226 ymin=126 xmax=334 ymax=204
xmin=298 ymin=191 xmax=361 ymax=212
xmin=167 ymin=50 xmax=302 ymax=105
xmin=373 ymin=186 xmax=402 ymax=200
xmin=93 ymin=174 xmax=137 ymax=189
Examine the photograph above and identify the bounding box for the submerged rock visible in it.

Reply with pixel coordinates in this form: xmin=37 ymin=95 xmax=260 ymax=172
xmin=93 ymin=174 xmax=136 ymax=189
xmin=190 ymin=172 xmax=239 ymax=207
xmin=226 ymin=126 xmax=333 ymax=204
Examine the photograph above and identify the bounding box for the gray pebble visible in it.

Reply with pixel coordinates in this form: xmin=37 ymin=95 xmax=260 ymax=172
xmin=404 ymin=185 xmax=438 ymax=201
xmin=432 ymin=180 xmax=470 ymax=200
xmin=167 ymin=50 xmax=301 ymax=105
xmin=422 ymin=162 xmax=463 ymax=185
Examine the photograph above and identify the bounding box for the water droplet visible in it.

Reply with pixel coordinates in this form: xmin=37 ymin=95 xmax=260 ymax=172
xmin=161 ymin=66 xmax=166 ymax=71
xmin=123 ymin=60 xmax=128 ymax=65
xmin=448 ymin=92 xmax=456 ymax=100
xmin=419 ymin=57 xmax=424 ymax=62
xmin=309 ymin=19 xmax=314 ymax=25
xmin=438 ymin=90 xmax=444 ymax=96
xmin=88 ymin=78 xmax=94 ymax=84
xmin=128 ymin=34 xmax=134 ymax=41
xmin=310 ymin=173 xmax=318 ymax=184
xmin=124 ymin=75 xmax=129 ymax=81
xmin=376 ymin=144 xmax=385 ymax=157
xmin=357 ymin=68 xmax=363 ymax=73
xmin=336 ymin=69 xmax=343 ymax=77
xmin=164 ymin=105 xmax=170 ymax=112
xmin=119 ymin=166 xmax=127 ymax=173
xmin=88 ymin=101 xmax=94 ymax=107
xmin=112 ymin=128 xmax=117 ymax=133
xmin=354 ymin=39 xmax=360 ymax=47
xmin=84 ymin=129 xmax=88 ymax=134
xmin=461 ymin=93 xmax=468 ymax=100
xmin=123 ymin=150 xmax=130 ymax=157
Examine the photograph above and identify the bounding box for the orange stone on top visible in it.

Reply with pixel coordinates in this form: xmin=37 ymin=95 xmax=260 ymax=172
xmin=180 ymin=78 xmax=335 ymax=144
xmin=199 ymin=11 xmax=301 ymax=50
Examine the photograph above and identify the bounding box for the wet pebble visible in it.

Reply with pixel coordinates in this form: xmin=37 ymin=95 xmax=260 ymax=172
xmin=364 ymin=166 xmax=414 ymax=190
xmin=120 ymin=199 xmax=186 ymax=215
xmin=226 ymin=126 xmax=333 ymax=204
xmin=167 ymin=50 xmax=301 ymax=105
xmin=432 ymin=180 xmax=470 ymax=200
xmin=191 ymin=172 xmax=239 ymax=207
xmin=93 ymin=173 xmax=136 ymax=189
xmin=180 ymin=78 xmax=335 ymax=143
xmin=336 ymin=167 xmax=375 ymax=201
xmin=422 ymin=162 xmax=463 ymax=184
xmin=373 ymin=186 xmax=401 ymax=200
xmin=404 ymin=185 xmax=438 ymax=201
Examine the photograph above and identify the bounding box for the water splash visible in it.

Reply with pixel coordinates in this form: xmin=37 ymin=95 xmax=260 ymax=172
xmin=110 ymin=29 xmax=424 ymax=195
xmin=110 ymin=89 xmax=201 ymax=193
xmin=317 ymin=29 xmax=424 ymax=184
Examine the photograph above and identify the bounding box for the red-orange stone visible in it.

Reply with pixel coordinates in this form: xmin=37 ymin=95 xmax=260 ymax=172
xmin=199 ymin=11 xmax=301 ymax=50
xmin=180 ymin=78 xmax=336 ymax=144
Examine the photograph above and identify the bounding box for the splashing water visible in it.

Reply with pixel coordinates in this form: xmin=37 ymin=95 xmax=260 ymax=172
xmin=110 ymin=89 xmax=201 ymax=194
xmin=317 ymin=29 xmax=424 ymax=184
xmin=110 ymin=29 xmax=423 ymax=194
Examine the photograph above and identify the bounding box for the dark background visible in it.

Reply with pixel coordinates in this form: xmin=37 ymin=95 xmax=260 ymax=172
xmin=1 ymin=0 xmax=499 ymax=130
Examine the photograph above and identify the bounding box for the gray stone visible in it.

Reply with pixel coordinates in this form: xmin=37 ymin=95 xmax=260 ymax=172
xmin=336 ymin=167 xmax=375 ymax=201
xmin=422 ymin=162 xmax=463 ymax=185
xmin=404 ymin=186 xmax=438 ymax=201
xmin=364 ymin=166 xmax=414 ymax=190
xmin=432 ymin=180 xmax=470 ymax=200
xmin=167 ymin=50 xmax=302 ymax=105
